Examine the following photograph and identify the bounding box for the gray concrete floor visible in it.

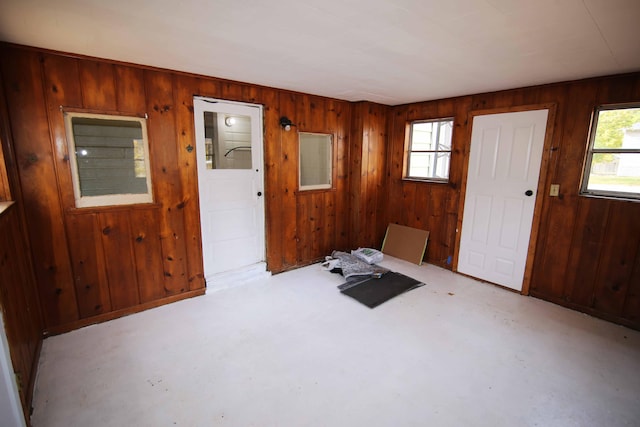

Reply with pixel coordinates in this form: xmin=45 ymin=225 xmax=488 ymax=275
xmin=31 ymin=257 xmax=640 ymax=427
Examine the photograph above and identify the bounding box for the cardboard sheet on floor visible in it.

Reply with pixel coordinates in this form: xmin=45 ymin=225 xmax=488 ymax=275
xmin=381 ymin=223 xmax=429 ymax=265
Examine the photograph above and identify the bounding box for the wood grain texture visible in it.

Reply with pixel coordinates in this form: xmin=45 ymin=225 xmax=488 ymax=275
xmin=1 ymin=47 xmax=79 ymax=329
xmin=389 ymin=74 xmax=640 ymax=329
xmin=349 ymin=102 xmax=390 ymax=250
xmin=0 ymin=204 xmax=43 ymax=422
xmin=79 ymin=60 xmax=117 ymax=111
xmin=3 ymin=42 xmax=639 ymax=333
xmin=173 ymin=75 xmax=205 ymax=291
xmin=1 ymin=43 xmax=354 ymax=333
xmin=65 ymin=213 xmax=111 ymax=318
xmin=144 ymin=70 xmax=189 ymax=295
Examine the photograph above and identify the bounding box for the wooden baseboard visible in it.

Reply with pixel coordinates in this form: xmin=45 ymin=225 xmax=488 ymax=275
xmin=43 ymin=289 xmax=206 ymax=337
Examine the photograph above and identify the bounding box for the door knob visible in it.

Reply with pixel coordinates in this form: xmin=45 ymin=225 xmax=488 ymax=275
xmin=257 ymin=191 xmax=262 ymax=197
xmin=525 ymin=190 xmax=533 ymax=196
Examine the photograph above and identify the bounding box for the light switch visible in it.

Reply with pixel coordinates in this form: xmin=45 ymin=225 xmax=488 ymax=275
xmin=550 ymin=184 xmax=560 ymax=197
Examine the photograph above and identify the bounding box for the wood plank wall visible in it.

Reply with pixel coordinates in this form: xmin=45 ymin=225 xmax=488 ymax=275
xmin=0 ymin=44 xmax=353 ymax=333
xmin=2 ymin=42 xmax=639 ymax=334
xmin=349 ymin=102 xmax=391 ymax=248
xmin=0 ymin=69 xmax=43 ymax=423
xmin=386 ymin=73 xmax=640 ymax=329
xmin=387 ymin=96 xmax=473 ymax=266
xmin=0 ymin=204 xmax=43 ymax=421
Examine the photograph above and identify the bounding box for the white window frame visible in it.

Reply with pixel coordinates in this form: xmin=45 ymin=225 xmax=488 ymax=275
xmin=64 ymin=112 xmax=153 ymax=208
xmin=405 ymin=118 xmax=453 ymax=182
xmin=298 ymin=132 xmax=333 ymax=191
xmin=580 ymin=103 xmax=640 ymax=201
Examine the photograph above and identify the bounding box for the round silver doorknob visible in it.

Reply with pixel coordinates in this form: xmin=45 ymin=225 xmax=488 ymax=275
xmin=525 ymin=190 xmax=533 ymax=196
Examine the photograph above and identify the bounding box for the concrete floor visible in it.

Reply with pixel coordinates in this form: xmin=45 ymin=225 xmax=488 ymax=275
xmin=31 ymin=257 xmax=640 ymax=427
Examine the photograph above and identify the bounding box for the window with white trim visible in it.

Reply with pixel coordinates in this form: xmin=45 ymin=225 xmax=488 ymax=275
xmin=299 ymin=132 xmax=333 ymax=191
xmin=581 ymin=104 xmax=640 ymax=201
xmin=405 ymin=119 xmax=453 ymax=181
xmin=64 ymin=112 xmax=153 ymax=208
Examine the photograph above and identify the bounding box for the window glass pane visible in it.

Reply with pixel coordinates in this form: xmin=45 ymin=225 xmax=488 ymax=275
xmin=406 ymin=119 xmax=453 ymax=180
xmin=299 ymin=133 xmax=332 ymax=190
xmin=72 ymin=117 xmax=147 ymax=197
xmin=587 ymin=153 xmax=640 ymax=194
xmin=593 ymin=107 xmax=640 ymax=149
xmin=203 ymin=112 xmax=252 ymax=170
xmin=582 ymin=104 xmax=640 ymax=200
xmin=411 ymin=120 xmax=453 ymax=151
xmin=409 ymin=152 xmax=450 ymax=179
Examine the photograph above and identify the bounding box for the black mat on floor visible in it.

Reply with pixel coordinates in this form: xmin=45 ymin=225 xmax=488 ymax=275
xmin=338 ymin=271 xmax=425 ymax=308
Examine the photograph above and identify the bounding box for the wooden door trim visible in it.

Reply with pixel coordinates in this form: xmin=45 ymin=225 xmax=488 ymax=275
xmin=452 ymin=103 xmax=557 ymax=295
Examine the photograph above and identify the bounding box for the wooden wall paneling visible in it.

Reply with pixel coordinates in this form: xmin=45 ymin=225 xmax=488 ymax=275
xmin=129 ymin=207 xmax=166 ymax=303
xmin=359 ymin=103 xmax=374 ymax=248
xmin=0 ymin=208 xmax=29 ymax=409
xmin=296 ymin=93 xmax=335 ymax=267
xmin=296 ymin=193 xmax=310 ymax=263
xmin=65 ymin=213 xmax=111 ymax=318
xmin=529 ymin=82 xmax=598 ymax=299
xmin=0 ymin=205 xmax=43 ymax=420
xmin=310 ymin=192 xmax=326 ymax=260
xmin=385 ymin=109 xmax=407 ymax=225
xmin=412 ymin=185 xmax=430 ymax=233
xmin=322 ymin=190 xmax=337 ymax=256
xmin=279 ymin=93 xmax=298 ymax=268
xmin=144 ymin=70 xmax=189 ymax=294
xmin=328 ymin=99 xmax=349 ymax=252
xmin=363 ymin=104 xmax=381 ymax=248
xmin=242 ymin=85 xmax=260 ymax=104
xmin=0 ymin=75 xmax=15 ymax=202
xmin=348 ymin=102 xmax=365 ymax=247
xmin=1 ymin=47 xmax=79 ymax=328
xmin=622 ymin=241 xmax=640 ymax=324
xmin=221 ymin=82 xmax=243 ymax=102
xmin=527 ymin=86 xmax=569 ymax=292
xmin=295 ymin=94 xmax=313 ymax=263
xmin=114 ymin=65 xmax=146 ymax=114
xmin=78 ymin=60 xmax=117 ymax=111
xmin=197 ymin=77 xmax=222 ymax=100
xmin=562 ymin=198 xmax=609 ymax=307
xmin=0 ymin=138 xmax=9 ymax=201
xmin=41 ymin=53 xmax=83 ymax=210
xmin=98 ymin=210 xmax=140 ymax=310
xmin=173 ymin=75 xmax=205 ymax=290
xmin=443 ymin=97 xmax=472 ymax=267
xmin=0 ymin=79 xmax=43 ymax=418
xmin=591 ymin=202 xmax=640 ymax=316
xmin=401 ymin=181 xmax=417 ymax=226
xmin=261 ymin=88 xmax=283 ymax=272
xmin=295 ymin=93 xmax=311 ymax=131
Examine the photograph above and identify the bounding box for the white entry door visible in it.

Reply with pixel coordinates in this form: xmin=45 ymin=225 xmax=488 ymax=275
xmin=193 ymin=97 xmax=265 ymax=282
xmin=457 ymin=109 xmax=548 ymax=291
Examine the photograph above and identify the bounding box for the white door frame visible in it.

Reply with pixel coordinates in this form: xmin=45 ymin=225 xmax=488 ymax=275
xmin=193 ymin=96 xmax=266 ymax=281
xmin=453 ymin=104 xmax=556 ymax=295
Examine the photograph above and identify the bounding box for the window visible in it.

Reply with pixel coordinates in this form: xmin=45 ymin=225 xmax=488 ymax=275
xmin=299 ymin=132 xmax=332 ymax=190
xmin=64 ymin=112 xmax=153 ymax=208
xmin=202 ymin=112 xmax=252 ymax=170
xmin=581 ymin=104 xmax=640 ymax=200
xmin=405 ymin=119 xmax=453 ymax=181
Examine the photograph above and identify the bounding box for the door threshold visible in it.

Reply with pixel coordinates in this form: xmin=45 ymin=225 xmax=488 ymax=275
xmin=205 ymin=262 xmax=271 ymax=293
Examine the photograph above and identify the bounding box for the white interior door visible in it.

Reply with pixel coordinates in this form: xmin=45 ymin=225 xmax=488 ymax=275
xmin=458 ymin=109 xmax=548 ymax=291
xmin=193 ymin=97 xmax=265 ymax=281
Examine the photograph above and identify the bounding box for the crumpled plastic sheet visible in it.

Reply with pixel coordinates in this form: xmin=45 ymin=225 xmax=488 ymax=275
xmin=322 ymin=250 xmax=389 ymax=280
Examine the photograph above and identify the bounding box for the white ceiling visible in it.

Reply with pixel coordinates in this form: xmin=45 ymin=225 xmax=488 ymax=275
xmin=1 ymin=0 xmax=639 ymax=105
